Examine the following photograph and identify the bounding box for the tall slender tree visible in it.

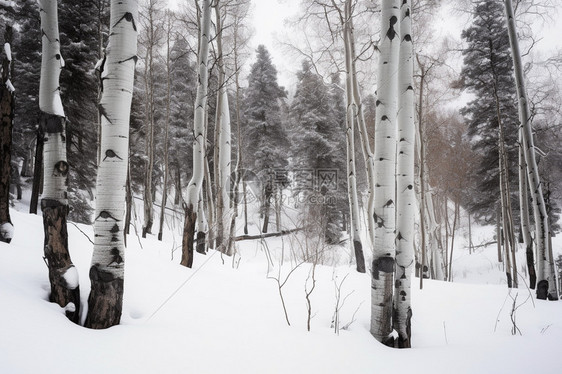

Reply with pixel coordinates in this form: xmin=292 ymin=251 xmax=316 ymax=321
xmin=181 ymin=0 xmax=211 ymax=268
xmin=393 ymin=0 xmax=415 ymax=348
xmin=38 ymin=0 xmax=80 ymax=323
xmin=370 ymin=0 xmax=400 ymax=346
xmin=504 ymin=0 xmax=558 ymax=300
xmin=86 ymin=0 xmax=138 ymax=328
xmin=214 ymin=0 xmax=232 ymax=254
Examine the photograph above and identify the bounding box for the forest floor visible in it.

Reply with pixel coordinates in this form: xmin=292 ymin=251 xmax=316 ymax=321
xmin=1 ymin=200 xmax=561 ymax=373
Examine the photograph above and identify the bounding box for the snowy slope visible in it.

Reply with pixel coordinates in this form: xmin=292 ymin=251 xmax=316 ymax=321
xmin=0 ymin=208 xmax=561 ymax=374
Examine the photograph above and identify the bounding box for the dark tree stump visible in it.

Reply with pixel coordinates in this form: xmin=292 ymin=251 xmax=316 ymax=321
xmin=42 ymin=201 xmax=80 ymax=323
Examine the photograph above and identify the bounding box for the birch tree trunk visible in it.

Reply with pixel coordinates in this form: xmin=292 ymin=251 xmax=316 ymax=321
xmin=504 ymin=0 xmax=558 ymax=300
xmin=86 ymin=0 xmax=138 ymax=328
xmin=518 ymin=132 xmax=536 ymax=288
xmin=181 ymin=0 xmax=211 ymax=267
xmin=0 ymin=26 xmax=15 ymax=244
xmin=415 ymin=58 xmax=427 ymax=289
xmin=393 ymin=0 xmax=415 ymax=348
xmin=497 ymin=95 xmax=517 ymax=288
xmin=217 ymin=89 xmax=231 ymax=253
xmin=371 ymin=0 xmax=400 ymax=345
xmin=227 ymin=11 xmax=245 ymax=257
xmin=342 ymin=1 xmax=366 ymax=274
xmin=38 ymin=0 xmax=80 ymax=323
xmin=214 ymin=1 xmax=232 ymax=255
xmin=345 ymin=1 xmax=376 ymax=259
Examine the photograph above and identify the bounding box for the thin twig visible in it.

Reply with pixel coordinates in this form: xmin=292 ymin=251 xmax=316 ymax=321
xmin=69 ymin=222 xmax=94 ymax=245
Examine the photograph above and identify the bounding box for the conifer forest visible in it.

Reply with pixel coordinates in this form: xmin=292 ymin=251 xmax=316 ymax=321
xmin=1 ymin=1 xmax=562 ymax=373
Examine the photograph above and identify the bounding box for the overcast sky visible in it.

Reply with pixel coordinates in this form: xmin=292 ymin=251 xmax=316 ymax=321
xmin=166 ymin=0 xmax=562 ymax=93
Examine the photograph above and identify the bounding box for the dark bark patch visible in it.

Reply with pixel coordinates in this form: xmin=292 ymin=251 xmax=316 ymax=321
xmin=387 ymin=16 xmax=398 ymax=40
xmin=372 ymin=256 xmax=395 ymax=280
xmin=353 ymin=240 xmax=366 ymax=273
xmin=85 ymin=267 xmax=124 ymax=329
xmin=41 ymin=114 xmax=65 ymax=134
xmin=103 ymin=149 xmax=123 ymax=161
xmin=42 ymin=204 xmax=80 ymax=324
xmin=52 ymin=161 xmax=68 ymax=177
xmin=96 ymin=210 xmax=120 ymax=221
xmin=181 ymin=204 xmax=197 ymax=268
xmin=536 ymin=280 xmax=548 ymax=300
xmin=196 ymin=231 xmax=206 ymax=254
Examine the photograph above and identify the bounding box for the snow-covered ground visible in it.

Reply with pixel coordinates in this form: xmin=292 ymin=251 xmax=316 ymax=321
xmin=1 ymin=203 xmax=561 ymax=374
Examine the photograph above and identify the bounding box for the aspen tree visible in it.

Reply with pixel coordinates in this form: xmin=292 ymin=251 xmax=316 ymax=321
xmin=86 ymin=0 xmax=138 ymax=328
xmin=504 ymin=0 xmax=558 ymax=299
xmin=214 ymin=0 xmax=232 ymax=254
xmin=181 ymin=0 xmax=211 ymax=267
xmin=370 ymin=0 xmax=400 ymax=345
xmin=341 ymin=0 xmax=366 ymax=273
xmin=38 ymin=0 xmax=80 ymax=323
xmin=394 ymin=0 xmax=415 ymax=348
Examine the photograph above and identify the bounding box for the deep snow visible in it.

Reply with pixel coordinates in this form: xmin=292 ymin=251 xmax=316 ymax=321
xmin=0 ymin=205 xmax=561 ymax=374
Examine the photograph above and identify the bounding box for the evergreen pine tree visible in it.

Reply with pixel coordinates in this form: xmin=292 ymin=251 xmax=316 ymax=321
xmin=58 ymin=0 xmax=104 ymax=223
xmin=12 ymin=0 xmax=41 ymax=173
xmin=168 ymin=36 xmax=195 ymax=204
xmin=460 ymin=0 xmax=519 ymax=225
xmin=243 ymin=45 xmax=288 ymax=232
xmin=290 ymin=61 xmax=345 ymax=243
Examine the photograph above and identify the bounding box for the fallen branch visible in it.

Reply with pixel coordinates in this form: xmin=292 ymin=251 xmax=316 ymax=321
xmin=469 ymin=241 xmax=497 ymax=250
xmin=234 ymin=227 xmax=306 ymax=242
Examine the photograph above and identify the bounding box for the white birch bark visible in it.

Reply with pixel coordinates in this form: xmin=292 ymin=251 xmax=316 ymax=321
xmin=371 ymin=0 xmax=400 ymax=345
xmin=214 ymin=1 xmax=232 ymax=254
xmin=505 ymin=0 xmax=557 ymax=299
xmin=181 ymin=0 xmax=211 ymax=267
xmin=342 ymin=0 xmax=365 ymax=274
xmin=345 ymin=0 xmax=376 ymax=255
xmin=39 ymin=0 xmax=66 ymax=204
xmin=518 ymin=130 xmax=536 ymax=288
xmin=393 ymin=0 xmax=415 ymax=348
xmin=217 ymin=87 xmax=232 ymax=253
xmin=86 ymin=0 xmax=138 ymax=328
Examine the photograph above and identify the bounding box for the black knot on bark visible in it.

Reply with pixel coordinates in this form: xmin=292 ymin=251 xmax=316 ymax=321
xmin=53 ymin=161 xmax=68 ymax=177
xmin=103 ymin=149 xmax=123 ymax=161
xmin=387 ymin=16 xmax=398 ymax=40
xmin=96 ymin=210 xmax=119 ymax=221
xmin=89 ymin=265 xmax=115 ymax=282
